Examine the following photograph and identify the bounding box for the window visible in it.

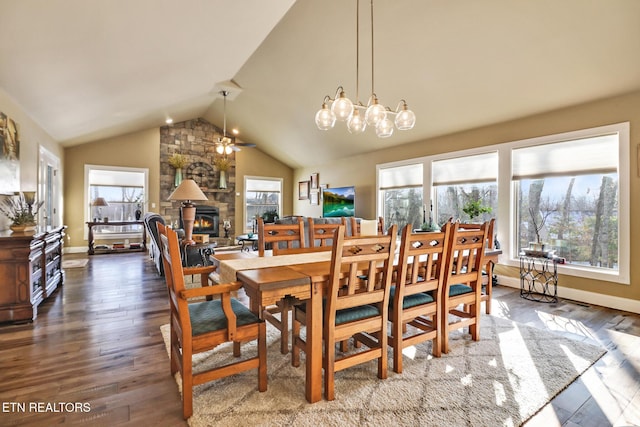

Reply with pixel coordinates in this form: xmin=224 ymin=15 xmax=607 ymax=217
xmin=245 ymin=177 xmax=282 ymax=233
xmin=432 ymin=152 xmax=498 ymax=226
xmin=84 ymin=165 xmax=148 ymax=239
xmin=378 ymin=164 xmax=423 ymax=232
xmin=376 ymin=122 xmax=629 ymax=284
xmin=513 ymin=134 xmax=620 ymax=271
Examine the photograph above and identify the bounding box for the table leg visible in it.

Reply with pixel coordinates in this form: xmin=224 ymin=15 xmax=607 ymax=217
xmin=305 ymin=279 xmax=323 ymax=403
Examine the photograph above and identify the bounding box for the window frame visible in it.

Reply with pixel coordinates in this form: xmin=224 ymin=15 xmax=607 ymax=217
xmin=83 ymin=165 xmax=149 ymax=241
xmin=244 ymin=176 xmax=283 ymax=233
xmin=376 ymin=121 xmax=630 ymax=285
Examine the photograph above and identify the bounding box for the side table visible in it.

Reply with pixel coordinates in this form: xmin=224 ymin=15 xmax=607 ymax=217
xmin=237 ymin=234 xmax=258 ymax=252
xmin=519 ymin=254 xmax=558 ymax=303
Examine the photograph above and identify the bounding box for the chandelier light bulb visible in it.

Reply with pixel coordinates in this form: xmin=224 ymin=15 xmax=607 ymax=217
xmin=347 ymin=109 xmax=367 ymax=134
xmin=376 ymin=117 xmax=394 ymax=138
xmin=331 ymin=90 xmax=354 ymax=122
xmin=315 ymin=102 xmax=336 ymax=130
xmin=365 ymin=97 xmax=387 ymax=126
xmin=395 ymin=105 xmax=416 ymax=130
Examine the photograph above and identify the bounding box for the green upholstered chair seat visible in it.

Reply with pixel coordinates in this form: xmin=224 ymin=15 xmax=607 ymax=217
xmin=297 ymin=301 xmax=381 ymax=325
xmin=449 ymin=283 xmax=473 ymax=297
xmin=188 ymin=298 xmax=260 ymax=336
xmin=389 ymin=286 xmax=434 ymax=309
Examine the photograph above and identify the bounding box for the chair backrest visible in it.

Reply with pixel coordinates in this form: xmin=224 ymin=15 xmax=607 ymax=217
xmin=460 ymin=218 xmax=495 ymax=249
xmin=394 ymin=222 xmax=451 ymax=312
xmin=257 ymin=216 xmax=307 ymax=256
xmin=308 ymin=217 xmax=347 ymax=248
xmin=144 ymin=212 xmax=166 ymax=248
xmin=443 ymin=221 xmax=489 ymax=293
xmin=157 ymin=222 xmax=191 ymax=332
xmin=325 ymin=224 xmax=397 ymax=329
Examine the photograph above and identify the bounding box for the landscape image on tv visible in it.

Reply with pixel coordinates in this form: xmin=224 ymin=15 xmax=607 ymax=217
xmin=322 ymin=186 xmax=355 ymax=217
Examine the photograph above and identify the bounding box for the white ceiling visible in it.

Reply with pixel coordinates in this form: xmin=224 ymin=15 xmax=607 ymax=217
xmin=1 ymin=0 xmax=640 ymax=168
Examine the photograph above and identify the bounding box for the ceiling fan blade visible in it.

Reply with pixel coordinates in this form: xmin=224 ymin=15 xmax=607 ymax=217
xmin=235 ymin=142 xmax=257 ymax=147
xmin=231 ymin=145 xmax=241 ymax=152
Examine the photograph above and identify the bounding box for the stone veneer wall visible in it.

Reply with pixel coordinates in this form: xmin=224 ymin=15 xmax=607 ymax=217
xmin=159 ymin=118 xmax=235 ymax=245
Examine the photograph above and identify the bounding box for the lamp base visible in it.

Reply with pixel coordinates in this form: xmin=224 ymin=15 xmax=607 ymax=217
xmin=181 ymin=204 xmax=196 ymax=245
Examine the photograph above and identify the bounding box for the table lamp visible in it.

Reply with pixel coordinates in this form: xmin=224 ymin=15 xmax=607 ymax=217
xmin=168 ymin=179 xmax=208 ymax=245
xmin=93 ymin=197 xmax=109 ymax=221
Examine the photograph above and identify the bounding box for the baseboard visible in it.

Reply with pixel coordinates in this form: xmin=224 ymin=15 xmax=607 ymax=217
xmin=497 ymin=275 xmax=640 ymax=314
xmin=65 ymin=246 xmax=88 ymax=254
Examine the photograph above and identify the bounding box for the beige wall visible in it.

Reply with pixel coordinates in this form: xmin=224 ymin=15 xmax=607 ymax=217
xmin=63 ymin=128 xmax=160 ymax=248
xmin=293 ymin=90 xmax=640 ymax=303
xmin=0 ymin=87 xmax=62 ymax=230
xmin=63 ymin=127 xmax=292 ymax=248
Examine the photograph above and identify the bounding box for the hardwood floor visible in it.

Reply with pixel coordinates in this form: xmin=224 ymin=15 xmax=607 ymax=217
xmin=0 ymin=252 xmax=639 ymax=426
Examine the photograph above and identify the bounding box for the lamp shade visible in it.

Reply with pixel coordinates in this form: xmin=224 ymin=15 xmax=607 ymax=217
xmin=168 ymin=179 xmax=208 ymax=203
xmin=93 ymin=197 xmax=109 ymax=207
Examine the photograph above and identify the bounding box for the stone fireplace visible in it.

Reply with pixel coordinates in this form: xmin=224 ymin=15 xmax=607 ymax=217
xmin=159 ymin=118 xmax=235 ymax=246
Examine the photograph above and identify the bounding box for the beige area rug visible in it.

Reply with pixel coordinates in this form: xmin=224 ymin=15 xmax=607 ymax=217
xmin=61 ymin=258 xmax=89 ymax=268
xmin=160 ymin=315 xmax=605 ymax=427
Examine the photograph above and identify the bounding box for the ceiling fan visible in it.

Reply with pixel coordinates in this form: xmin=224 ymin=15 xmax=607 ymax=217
xmin=215 ymin=90 xmax=256 ymax=155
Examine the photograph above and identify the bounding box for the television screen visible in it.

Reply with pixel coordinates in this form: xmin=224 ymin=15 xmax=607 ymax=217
xmin=322 ymin=186 xmax=355 ymax=217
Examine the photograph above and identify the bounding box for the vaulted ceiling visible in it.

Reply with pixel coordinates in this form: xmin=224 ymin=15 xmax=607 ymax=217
xmin=1 ymin=0 xmax=639 ymax=168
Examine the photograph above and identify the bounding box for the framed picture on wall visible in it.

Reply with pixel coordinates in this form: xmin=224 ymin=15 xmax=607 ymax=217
xmin=310 ymin=172 xmax=319 ymax=189
xmin=310 ymin=189 xmax=319 ymax=205
xmin=298 ymin=180 xmax=310 ymax=200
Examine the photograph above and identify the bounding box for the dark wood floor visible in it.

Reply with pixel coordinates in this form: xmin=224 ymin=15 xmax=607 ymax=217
xmin=0 ymin=252 xmax=639 ymax=426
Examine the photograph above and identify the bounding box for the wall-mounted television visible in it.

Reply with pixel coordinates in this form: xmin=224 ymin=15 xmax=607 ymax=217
xmin=322 ymin=186 xmax=355 ymax=217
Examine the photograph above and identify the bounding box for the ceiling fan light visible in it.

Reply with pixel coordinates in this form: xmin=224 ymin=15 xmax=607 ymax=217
xmin=331 ymin=91 xmax=354 ymax=122
xmin=315 ymin=103 xmax=336 ymax=130
xmin=375 ymin=117 xmax=394 ymax=138
xmin=395 ymin=107 xmax=416 ymax=130
xmin=216 ymin=144 xmax=224 ymax=155
xmin=365 ymin=98 xmax=386 ymax=126
xmin=224 ymin=145 xmax=233 ymax=155
xmin=347 ymin=109 xmax=366 ymax=134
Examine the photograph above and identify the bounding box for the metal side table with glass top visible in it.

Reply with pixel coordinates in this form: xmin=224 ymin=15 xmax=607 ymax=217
xmin=519 ymin=252 xmax=559 ymax=303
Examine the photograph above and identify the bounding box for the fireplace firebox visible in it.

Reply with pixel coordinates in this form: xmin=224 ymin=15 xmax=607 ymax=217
xmin=181 ymin=205 xmax=219 ymax=237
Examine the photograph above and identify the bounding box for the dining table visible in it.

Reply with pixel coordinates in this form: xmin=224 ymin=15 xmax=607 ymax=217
xmin=210 ymin=246 xmax=502 ymax=404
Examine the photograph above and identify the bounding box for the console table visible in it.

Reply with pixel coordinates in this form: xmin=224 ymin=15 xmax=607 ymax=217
xmin=519 ymin=254 xmax=558 ymax=303
xmin=87 ymin=221 xmax=146 ymax=255
xmin=0 ymin=226 xmax=66 ymax=323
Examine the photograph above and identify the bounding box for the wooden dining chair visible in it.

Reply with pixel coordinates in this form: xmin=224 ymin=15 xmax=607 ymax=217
xmin=292 ymin=224 xmax=397 ymax=400
xmin=460 ymin=218 xmax=496 ymax=314
xmin=308 ymin=217 xmax=347 ymax=248
xmin=257 ymin=216 xmax=307 ymax=256
xmin=389 ymin=222 xmax=451 ymax=373
xmin=158 ymin=223 xmax=267 ymax=419
xmin=440 ymin=220 xmax=489 ymax=354
xmin=257 ymin=216 xmax=307 ymax=354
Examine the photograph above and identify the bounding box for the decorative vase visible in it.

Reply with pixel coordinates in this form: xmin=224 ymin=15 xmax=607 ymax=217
xmin=135 ymin=209 xmax=142 ymax=220
xmin=219 ymin=170 xmax=227 ymax=189
xmin=174 ymin=168 xmax=183 ymax=187
xmin=10 ymin=224 xmax=36 ymax=233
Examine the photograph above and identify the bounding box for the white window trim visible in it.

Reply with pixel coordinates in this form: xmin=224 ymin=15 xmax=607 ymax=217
xmin=376 ymin=121 xmax=630 ymax=285
xmin=84 ymin=164 xmax=149 ymax=241
xmin=244 ymin=175 xmax=283 ymax=233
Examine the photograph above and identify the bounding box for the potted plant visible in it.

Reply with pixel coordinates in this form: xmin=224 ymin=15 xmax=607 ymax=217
xmin=261 ymin=209 xmax=279 ymax=224
xmin=213 ymin=156 xmax=232 ymax=189
xmin=528 ymin=207 xmax=550 ymax=252
xmin=168 ymin=153 xmax=187 ymax=187
xmin=0 ymin=192 xmax=43 ymax=232
xmin=462 ymin=200 xmax=492 ymax=222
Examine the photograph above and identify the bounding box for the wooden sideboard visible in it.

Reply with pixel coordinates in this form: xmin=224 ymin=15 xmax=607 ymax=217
xmin=0 ymin=226 xmax=66 ymax=323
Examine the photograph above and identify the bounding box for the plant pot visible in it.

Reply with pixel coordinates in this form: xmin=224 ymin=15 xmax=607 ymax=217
xmin=529 ymin=242 xmax=546 ymax=251
xmin=10 ymin=224 xmax=36 ymax=233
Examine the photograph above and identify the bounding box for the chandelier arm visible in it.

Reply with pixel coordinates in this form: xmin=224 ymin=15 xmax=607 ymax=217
xmin=370 ymin=0 xmax=374 ymax=96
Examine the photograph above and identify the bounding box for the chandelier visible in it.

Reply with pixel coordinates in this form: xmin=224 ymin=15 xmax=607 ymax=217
xmin=315 ymin=0 xmax=416 ymax=138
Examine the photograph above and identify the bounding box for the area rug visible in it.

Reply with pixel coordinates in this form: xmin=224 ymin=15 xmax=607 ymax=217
xmin=160 ymin=315 xmax=605 ymax=427
xmin=61 ymin=258 xmax=89 ymax=268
